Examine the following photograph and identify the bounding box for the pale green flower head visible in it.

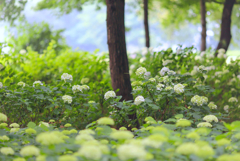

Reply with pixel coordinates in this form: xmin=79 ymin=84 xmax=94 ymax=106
xmin=176 ymin=119 xmax=191 ymax=127
xmin=117 ymin=144 xmax=147 ymax=161
xmin=217 ymin=138 xmax=231 ymax=146
xmin=97 ymin=117 xmax=114 ymax=125
xmin=88 ymin=100 xmax=95 ymax=104
xmin=148 ymin=78 xmax=156 ymax=82
xmin=110 ymin=131 xmax=134 ymax=140
xmin=134 ymin=96 xmax=145 ymax=105
xmin=186 ymin=132 xmax=200 ymax=140
xmin=61 ymin=73 xmax=73 ymax=82
xmin=10 ymin=128 xmax=20 ymax=133
xmin=191 ymin=95 xmax=208 ymax=106
xmin=0 ymin=123 xmax=8 ymax=128
xmin=0 ymin=135 xmax=10 ymax=141
xmin=36 ymin=155 xmax=46 ymax=161
xmin=135 ymin=67 xmax=147 ymax=76
xmin=104 ymin=91 xmax=116 ymax=100
xmin=17 ymin=81 xmax=26 ymax=87
xmin=36 ymin=131 xmax=65 ymax=145
xmin=49 ymin=119 xmax=55 ymax=123
xmin=81 ymin=78 xmax=89 ymax=84
xmin=20 ymin=145 xmax=40 ymax=157
xmin=156 ymin=83 xmax=165 ymax=91
xmin=119 ymin=127 xmax=127 ymax=131
xmin=69 ymin=129 xmax=78 ymax=134
xmin=224 ymin=105 xmax=229 ymax=112
xmin=78 ymin=145 xmax=102 ymax=160
xmin=174 ymin=83 xmax=185 ymax=94
xmin=203 ymin=115 xmax=218 ymax=123
xmin=62 ymin=95 xmax=72 ymax=104
xmin=195 ymin=127 xmax=211 ymax=136
xmin=176 ymin=143 xmax=199 ymax=155
xmin=131 ymin=81 xmax=143 ymax=87
xmin=13 ymin=158 xmax=26 ymax=161
xmin=142 ymin=134 xmax=167 ymax=148
xmin=64 ymin=123 xmax=72 ymax=127
xmin=58 ymin=155 xmax=77 ymax=161
xmin=33 ymin=81 xmax=43 ymax=87
xmin=208 ymin=102 xmax=217 ymax=109
xmin=165 ymin=86 xmax=173 ymax=91
xmin=39 ymin=121 xmax=49 ymax=127
xmin=0 ymin=82 xmax=3 ymax=88
xmin=228 ymin=97 xmax=238 ymax=103
xmin=0 ymin=147 xmax=14 ymax=155
xmin=75 ymin=134 xmax=95 ymax=144
xmin=10 ymin=123 xmax=20 ymax=128
xmin=197 ymin=122 xmax=212 ymax=128
xmin=0 ymin=113 xmax=7 ymax=122
xmin=195 ymin=145 xmax=215 ymax=158
xmin=79 ymin=129 xmax=95 ymax=135
xmin=217 ymin=154 xmax=240 ymax=161
xmin=25 ymin=128 xmax=37 ymax=135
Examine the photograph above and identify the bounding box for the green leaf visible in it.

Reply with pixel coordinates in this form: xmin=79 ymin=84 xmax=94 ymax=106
xmin=174 ymin=114 xmax=183 ymax=119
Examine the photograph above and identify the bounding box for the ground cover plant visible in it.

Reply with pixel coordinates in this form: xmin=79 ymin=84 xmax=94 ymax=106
xmin=1 ymin=44 xmax=240 ymax=160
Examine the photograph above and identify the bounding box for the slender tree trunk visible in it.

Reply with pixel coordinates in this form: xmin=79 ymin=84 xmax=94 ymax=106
xmin=144 ymin=0 xmax=150 ymax=48
xmin=106 ymin=0 xmax=139 ymax=128
xmin=215 ymin=0 xmax=235 ymax=56
xmin=200 ymin=0 xmax=206 ymax=51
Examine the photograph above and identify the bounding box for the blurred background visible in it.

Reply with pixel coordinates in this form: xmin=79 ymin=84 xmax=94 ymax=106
xmin=1 ymin=0 xmax=239 ymax=54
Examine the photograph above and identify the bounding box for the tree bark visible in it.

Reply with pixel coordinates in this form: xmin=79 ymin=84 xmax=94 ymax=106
xmin=200 ymin=0 xmax=206 ymax=51
xmin=144 ymin=0 xmax=150 ymax=48
xmin=215 ymin=0 xmax=235 ymax=56
xmin=106 ymin=0 xmax=139 ymax=127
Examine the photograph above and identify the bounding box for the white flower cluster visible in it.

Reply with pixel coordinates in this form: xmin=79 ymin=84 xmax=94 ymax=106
xmin=61 ymin=73 xmax=73 ymax=82
xmin=134 ymin=96 xmax=145 ymax=105
xmin=208 ymin=102 xmax=217 ymax=109
xmin=191 ymin=95 xmax=208 ymax=106
xmin=104 ymin=91 xmax=116 ymax=100
xmin=224 ymin=105 xmax=229 ymax=113
xmin=159 ymin=67 xmax=170 ymax=76
xmin=149 ymin=78 xmax=156 ymax=82
xmin=135 ymin=67 xmax=147 ymax=76
xmin=156 ymin=83 xmax=165 ymax=91
xmin=197 ymin=122 xmax=212 ymax=128
xmin=117 ymin=144 xmax=147 ymax=160
xmin=205 ymin=66 xmax=215 ymax=71
xmin=72 ymin=85 xmax=90 ymax=93
xmin=162 ymin=59 xmax=173 ymax=66
xmin=203 ymin=115 xmax=218 ymax=123
xmin=33 ymin=81 xmax=43 ymax=87
xmin=228 ymin=97 xmax=238 ymax=103
xmin=62 ymin=95 xmax=72 ymax=104
xmin=174 ymin=84 xmax=184 ymax=94
xmin=217 ymin=48 xmax=227 ymax=59
xmin=0 ymin=82 xmax=3 ymax=88
xmin=17 ymin=81 xmax=26 ymax=87
xmin=165 ymin=86 xmax=173 ymax=91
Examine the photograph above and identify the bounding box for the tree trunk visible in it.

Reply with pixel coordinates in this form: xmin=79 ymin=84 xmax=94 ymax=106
xmin=200 ymin=0 xmax=206 ymax=51
xmin=106 ymin=0 xmax=139 ymax=127
xmin=215 ymin=0 xmax=235 ymax=56
xmin=144 ymin=0 xmax=150 ymax=48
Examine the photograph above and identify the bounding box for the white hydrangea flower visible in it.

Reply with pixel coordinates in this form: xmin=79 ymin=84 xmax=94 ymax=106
xmin=61 ymin=73 xmax=73 ymax=82
xmin=149 ymin=78 xmax=156 ymax=82
xmin=174 ymin=84 xmax=184 ymax=94
xmin=81 ymin=78 xmax=89 ymax=84
xmin=139 ymin=57 xmax=146 ymax=63
xmin=17 ymin=81 xmax=26 ymax=87
xmin=197 ymin=122 xmax=212 ymax=128
xmin=135 ymin=67 xmax=147 ymax=76
xmin=33 ymin=81 xmax=43 ymax=87
xmin=72 ymin=85 xmax=82 ymax=93
xmin=162 ymin=59 xmax=173 ymax=66
xmin=0 ymin=64 xmax=4 ymax=70
xmin=20 ymin=49 xmax=27 ymax=54
xmin=165 ymin=86 xmax=173 ymax=90
xmin=224 ymin=105 xmax=229 ymax=113
xmin=195 ymin=55 xmax=202 ymax=61
xmin=200 ymin=51 xmax=205 ymax=57
xmin=117 ymin=144 xmax=147 ymax=161
xmin=167 ymin=70 xmax=176 ymax=75
xmin=208 ymin=102 xmax=217 ymax=109
xmin=218 ymin=48 xmax=226 ymax=55
xmin=0 ymin=82 xmax=3 ymax=88
xmin=191 ymin=95 xmax=208 ymax=106
xmin=144 ymin=72 xmax=151 ymax=79
xmin=228 ymin=97 xmax=238 ymax=103
xmin=134 ymin=96 xmax=145 ymax=105
xmin=203 ymin=115 xmax=218 ymax=123
xmin=104 ymin=91 xmax=116 ymax=100
xmin=62 ymin=95 xmax=72 ymax=104
xmin=159 ymin=67 xmax=170 ymax=76
xmin=156 ymin=84 xmax=165 ymax=91
xmin=78 ymin=145 xmax=102 ymax=160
